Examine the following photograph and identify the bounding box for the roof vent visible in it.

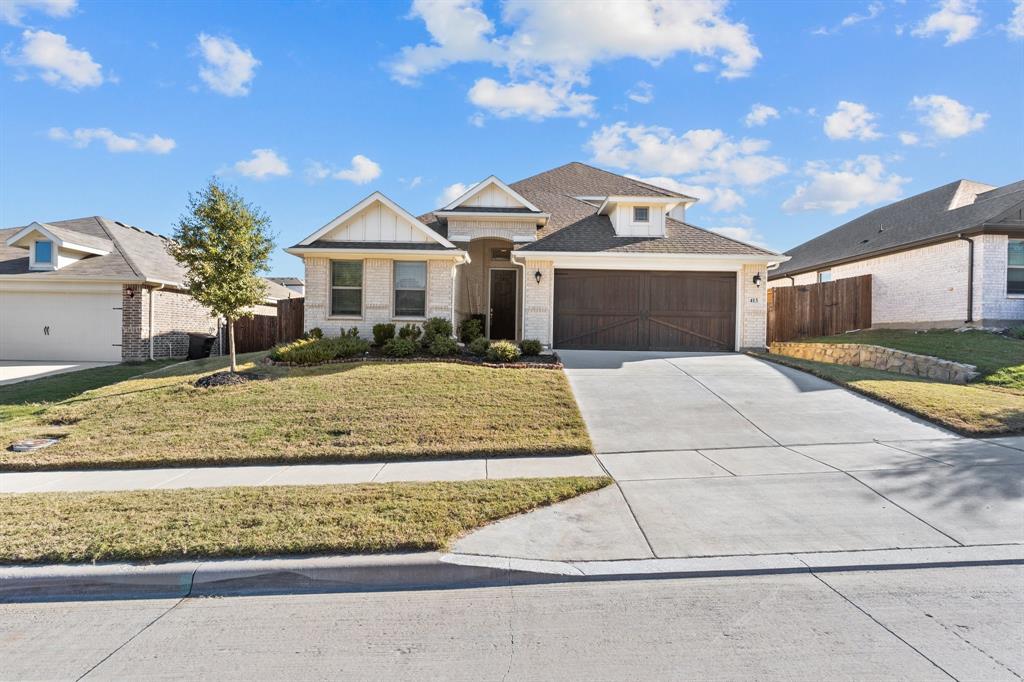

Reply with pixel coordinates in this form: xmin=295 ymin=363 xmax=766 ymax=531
xmin=878 ymin=223 xmax=884 ymax=233
xmin=860 ymin=239 xmax=870 ymax=244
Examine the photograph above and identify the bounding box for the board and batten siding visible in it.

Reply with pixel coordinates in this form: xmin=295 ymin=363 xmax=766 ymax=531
xmin=463 ymin=184 xmax=527 ymax=208
xmin=611 ymin=203 xmax=665 ymax=237
xmin=321 ymin=202 xmax=430 ymax=243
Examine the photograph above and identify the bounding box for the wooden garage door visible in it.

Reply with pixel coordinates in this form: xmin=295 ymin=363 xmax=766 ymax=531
xmin=553 ymin=270 xmax=736 ymax=351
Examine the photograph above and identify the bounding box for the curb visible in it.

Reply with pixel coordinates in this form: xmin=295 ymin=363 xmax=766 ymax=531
xmin=2 ymin=545 xmax=1021 ymax=603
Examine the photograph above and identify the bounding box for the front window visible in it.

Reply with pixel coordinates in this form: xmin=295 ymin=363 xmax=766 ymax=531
xmin=330 ymin=260 xmax=362 ymax=316
xmin=818 ymin=270 xmax=832 ymax=283
xmin=394 ymin=261 xmax=427 ymax=317
xmin=633 ymin=206 xmax=650 ymax=223
xmin=35 ymin=240 xmax=53 ymax=264
xmin=1009 ymin=239 xmax=1024 ymax=295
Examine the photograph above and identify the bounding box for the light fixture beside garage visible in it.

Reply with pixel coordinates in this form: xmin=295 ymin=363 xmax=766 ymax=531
xmin=752 ymin=272 xmax=763 ymax=288
xmin=534 ymin=270 xmax=543 ymax=284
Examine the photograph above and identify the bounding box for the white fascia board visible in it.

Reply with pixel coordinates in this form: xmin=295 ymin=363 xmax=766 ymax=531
xmin=286 ymin=246 xmax=470 ymax=263
xmin=441 ymin=175 xmax=543 ymax=212
xmin=300 ymin=192 xmax=455 ymax=248
xmin=511 ymin=251 xmax=786 ymax=270
xmin=597 ymin=196 xmax=683 ymax=216
xmin=511 ymin=235 xmax=536 ymax=243
xmin=434 ymin=210 xmax=549 ymax=223
xmin=5 ymin=222 xmax=111 ymax=255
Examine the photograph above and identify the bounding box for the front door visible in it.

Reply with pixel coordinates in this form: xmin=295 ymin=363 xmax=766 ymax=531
xmin=488 ymin=269 xmax=517 ymax=340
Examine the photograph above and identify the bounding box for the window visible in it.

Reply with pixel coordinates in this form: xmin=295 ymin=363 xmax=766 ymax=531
xmin=1009 ymin=239 xmax=1024 ymax=295
xmin=394 ymin=261 xmax=427 ymax=317
xmin=817 ymin=270 xmax=832 ymax=283
xmin=34 ymin=240 xmax=53 ymax=264
xmin=490 ymin=247 xmax=511 ymax=261
xmin=330 ymin=260 xmax=362 ymax=316
xmin=633 ymin=206 xmax=650 ymax=223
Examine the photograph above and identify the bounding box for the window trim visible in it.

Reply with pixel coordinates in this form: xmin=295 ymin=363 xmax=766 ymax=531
xmin=34 ymin=239 xmax=53 ymax=265
xmin=393 ymin=260 xmax=428 ymax=319
xmin=329 ymin=259 xmax=364 ymax=319
xmin=1008 ymin=238 xmax=1024 ymax=297
xmin=632 ymin=206 xmax=650 ymax=223
xmin=817 ymin=270 xmax=832 ymax=284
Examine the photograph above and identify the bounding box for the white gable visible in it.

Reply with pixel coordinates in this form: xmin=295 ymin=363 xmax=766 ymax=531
xmin=443 ymin=176 xmax=541 ymax=212
xmin=300 ymin=192 xmax=454 ymax=247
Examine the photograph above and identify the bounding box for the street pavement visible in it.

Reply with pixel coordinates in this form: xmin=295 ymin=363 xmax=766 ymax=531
xmin=2 ymin=565 xmax=1020 ymax=680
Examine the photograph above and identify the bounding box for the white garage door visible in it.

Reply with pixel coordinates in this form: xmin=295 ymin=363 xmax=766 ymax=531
xmin=0 ymin=288 xmax=122 ymax=362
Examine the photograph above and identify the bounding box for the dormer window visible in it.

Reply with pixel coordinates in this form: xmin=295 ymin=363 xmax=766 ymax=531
xmin=34 ymin=240 xmax=53 ymax=264
xmin=633 ymin=206 xmax=650 ymax=223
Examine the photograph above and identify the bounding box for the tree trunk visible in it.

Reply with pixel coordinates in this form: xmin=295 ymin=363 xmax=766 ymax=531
xmin=227 ymin=317 xmax=237 ymax=373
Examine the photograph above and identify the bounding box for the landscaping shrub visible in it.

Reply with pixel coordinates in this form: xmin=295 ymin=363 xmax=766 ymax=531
xmin=306 ymin=327 xmax=324 ymax=340
xmin=427 ymin=335 xmax=458 ymax=357
xmin=398 ymin=323 xmax=422 ymax=342
xmin=487 ymin=340 xmax=521 ymax=363
xmin=421 ymin=317 xmax=453 ymax=346
xmin=372 ymin=323 xmax=396 ymax=347
xmin=1009 ymin=326 xmax=1024 ymax=340
xmin=458 ymin=318 xmax=484 ymax=344
xmin=383 ymin=337 xmax=418 ymax=358
xmin=269 ymin=335 xmax=369 ymax=364
xmin=330 ymin=335 xmax=370 ymax=358
xmin=468 ymin=336 xmax=490 ymax=357
xmin=519 ymin=339 xmax=543 ymax=356
xmin=343 ymin=326 xmax=361 ymax=339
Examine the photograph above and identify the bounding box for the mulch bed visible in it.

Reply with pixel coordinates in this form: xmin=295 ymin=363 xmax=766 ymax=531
xmin=193 ymin=371 xmax=270 ymax=388
xmin=265 ymin=348 xmax=563 ymax=370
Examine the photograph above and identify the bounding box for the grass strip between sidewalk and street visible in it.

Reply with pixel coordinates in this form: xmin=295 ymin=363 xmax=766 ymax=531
xmin=757 ymin=353 xmax=1024 ymax=436
xmin=0 ymin=477 xmax=611 ymax=564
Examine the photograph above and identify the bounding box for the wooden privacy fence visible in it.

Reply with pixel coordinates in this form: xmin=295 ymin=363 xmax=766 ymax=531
xmin=229 ymin=297 xmax=305 ymax=353
xmin=767 ymin=275 xmax=871 ymax=344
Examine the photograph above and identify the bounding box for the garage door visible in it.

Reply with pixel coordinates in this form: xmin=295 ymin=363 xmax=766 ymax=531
xmin=553 ymin=270 xmax=736 ymax=351
xmin=0 ymin=288 xmax=122 ymax=361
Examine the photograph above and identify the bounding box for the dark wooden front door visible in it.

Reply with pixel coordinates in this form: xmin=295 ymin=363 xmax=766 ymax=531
xmin=489 ymin=269 xmax=517 ymax=340
xmin=553 ymin=270 xmax=736 ymax=351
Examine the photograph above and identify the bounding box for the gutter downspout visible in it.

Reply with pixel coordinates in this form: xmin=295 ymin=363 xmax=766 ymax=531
xmin=148 ymin=284 xmax=164 ymax=360
xmin=512 ymin=254 xmax=528 ymax=342
xmin=957 ymin=234 xmax=975 ymax=324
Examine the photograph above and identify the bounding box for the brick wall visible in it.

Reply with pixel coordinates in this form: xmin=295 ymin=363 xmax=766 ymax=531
xmin=522 ymin=258 xmax=553 ymax=345
xmin=447 ymin=219 xmax=538 ymax=241
xmin=740 ymin=264 xmax=768 ymax=350
xmin=974 ymin=233 xmax=1024 ymax=324
xmin=121 ymin=285 xmax=221 ymax=361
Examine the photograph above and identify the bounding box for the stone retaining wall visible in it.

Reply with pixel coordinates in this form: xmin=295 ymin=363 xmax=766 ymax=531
xmin=769 ymin=342 xmax=979 ymax=384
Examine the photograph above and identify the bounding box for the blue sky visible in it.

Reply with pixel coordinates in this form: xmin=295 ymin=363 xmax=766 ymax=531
xmin=1 ymin=0 xmax=1022 ymax=276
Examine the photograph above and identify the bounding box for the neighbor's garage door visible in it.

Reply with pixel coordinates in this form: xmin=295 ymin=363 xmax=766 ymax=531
xmin=553 ymin=270 xmax=736 ymax=351
xmin=0 ymin=288 xmax=122 ymax=361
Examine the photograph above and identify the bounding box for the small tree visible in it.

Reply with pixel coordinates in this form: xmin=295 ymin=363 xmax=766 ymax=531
xmin=169 ymin=179 xmax=274 ymax=372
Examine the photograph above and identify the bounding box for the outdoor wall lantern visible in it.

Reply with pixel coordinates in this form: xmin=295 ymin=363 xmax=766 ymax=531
xmin=534 ymin=270 xmax=543 ymax=284
xmin=752 ymin=273 xmax=763 ymax=288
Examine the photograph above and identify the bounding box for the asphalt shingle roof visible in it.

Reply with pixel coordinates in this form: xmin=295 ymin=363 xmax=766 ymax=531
xmin=772 ymin=179 xmax=1024 ymax=277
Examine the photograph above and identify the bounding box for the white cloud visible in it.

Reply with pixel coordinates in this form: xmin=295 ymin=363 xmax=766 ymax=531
xmin=0 ymin=0 xmax=75 ymax=25
xmin=910 ymin=94 xmax=988 ymax=138
xmin=823 ymin=101 xmax=882 ymax=140
xmin=633 ymin=176 xmax=746 ymax=213
xmin=334 ymin=154 xmax=381 ymax=184
xmin=437 ymin=181 xmax=473 ymax=207
xmin=708 ymin=225 xmax=768 ymax=248
xmin=813 ymin=1 xmax=884 ymax=35
xmin=468 ymin=77 xmax=595 ymax=119
xmin=234 ymin=149 xmax=290 ymax=179
xmin=627 ymin=80 xmax=654 ymax=104
xmin=4 ymin=29 xmax=103 ymax=90
xmin=898 ymin=131 xmax=920 ymax=145
xmin=408 ymin=176 xmax=422 ymax=188
xmin=588 ymin=122 xmax=787 ymax=187
xmin=196 ymin=34 xmax=259 ymax=97
xmin=912 ymin=0 xmax=981 ymax=45
xmin=468 ymin=112 xmax=486 ymax=127
xmin=47 ymin=126 xmax=175 ymax=154
xmin=782 ymin=155 xmax=909 ymax=214
xmin=744 ymin=103 xmax=779 ymax=127
xmin=1007 ymin=0 xmax=1024 ymax=38
xmin=390 ymin=0 xmax=760 ymax=119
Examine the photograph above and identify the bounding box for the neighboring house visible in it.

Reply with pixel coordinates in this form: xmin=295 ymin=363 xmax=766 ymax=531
xmin=286 ymin=162 xmax=785 ymax=351
xmin=0 ymin=216 xmax=225 ymax=363
xmin=267 ymin=276 xmax=305 ymax=296
xmin=769 ymin=179 xmax=1024 ymax=328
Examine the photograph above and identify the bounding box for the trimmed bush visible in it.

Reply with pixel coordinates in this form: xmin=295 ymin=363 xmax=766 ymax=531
xmin=372 ymin=323 xmax=396 ymax=347
xmin=1010 ymin=326 xmax=1024 ymax=340
xmin=427 ymin=335 xmax=458 ymax=357
xmin=330 ymin=335 xmax=370 ymax=358
xmin=382 ymin=337 xmax=418 ymax=358
xmin=269 ymin=335 xmax=369 ymax=365
xmin=519 ymin=339 xmax=543 ymax=356
xmin=468 ymin=336 xmax=490 ymax=357
xmin=343 ymin=326 xmax=361 ymax=339
xmin=306 ymin=327 xmax=324 ymax=340
xmin=421 ymin=317 xmax=453 ymax=346
xmin=458 ymin=318 xmax=484 ymax=344
xmin=398 ymin=323 xmax=422 ymax=342
xmin=487 ymin=340 xmax=521 ymax=363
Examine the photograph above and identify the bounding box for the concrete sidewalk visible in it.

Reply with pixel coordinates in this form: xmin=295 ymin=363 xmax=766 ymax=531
xmin=0 ymin=454 xmax=606 ymax=494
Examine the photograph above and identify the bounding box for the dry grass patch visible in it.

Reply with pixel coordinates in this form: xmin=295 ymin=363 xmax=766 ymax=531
xmin=0 ymin=477 xmax=611 ymax=564
xmin=0 ymin=353 xmax=592 ymax=471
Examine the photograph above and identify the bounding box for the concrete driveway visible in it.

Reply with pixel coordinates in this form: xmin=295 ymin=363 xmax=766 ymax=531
xmin=456 ymin=351 xmax=1024 ymax=561
xmin=0 ymin=361 xmax=116 ymax=386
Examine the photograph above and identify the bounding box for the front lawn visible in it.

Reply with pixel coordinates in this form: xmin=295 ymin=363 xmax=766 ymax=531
xmin=799 ymin=329 xmax=1024 ymax=392
xmin=0 ymin=353 xmax=592 ymax=471
xmin=761 ymin=354 xmax=1024 ymax=435
xmin=0 ymin=477 xmax=611 ymax=564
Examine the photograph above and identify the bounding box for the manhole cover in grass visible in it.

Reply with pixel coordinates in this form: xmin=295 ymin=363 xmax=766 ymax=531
xmin=10 ymin=438 xmax=60 ymax=452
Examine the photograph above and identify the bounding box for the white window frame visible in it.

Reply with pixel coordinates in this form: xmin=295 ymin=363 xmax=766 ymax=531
xmin=633 ymin=206 xmax=650 ymax=223
xmin=817 ymin=270 xmax=832 ymax=283
xmin=329 ymin=260 xmax=363 ymax=318
xmin=393 ymin=260 xmax=427 ymax=319
xmin=1008 ymin=238 xmax=1024 ymax=297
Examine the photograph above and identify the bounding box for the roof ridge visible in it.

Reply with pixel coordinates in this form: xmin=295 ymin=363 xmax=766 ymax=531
xmin=568 ymin=161 xmax=681 ymax=197
xmin=94 ymin=216 xmax=145 ymax=279
xmin=666 ymin=216 xmax=779 ymax=256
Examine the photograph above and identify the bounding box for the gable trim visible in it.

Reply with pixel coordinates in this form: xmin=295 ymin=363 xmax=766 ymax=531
xmin=442 ymin=175 xmax=542 ymax=212
xmin=300 ymin=192 xmax=455 ymax=248
xmin=5 ymin=222 xmax=111 ymax=256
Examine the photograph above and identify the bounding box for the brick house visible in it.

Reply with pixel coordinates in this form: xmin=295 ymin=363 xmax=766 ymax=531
xmin=287 ymin=162 xmax=786 ymax=352
xmin=769 ymin=179 xmax=1024 ymax=328
xmin=1 ymin=216 xmax=229 ymax=362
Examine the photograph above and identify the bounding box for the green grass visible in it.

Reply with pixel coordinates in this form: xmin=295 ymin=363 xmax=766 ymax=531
xmin=0 ymin=352 xmax=592 ymax=471
xmin=760 ymin=353 xmax=1024 ymax=435
xmin=800 ymin=329 xmax=1024 ymax=391
xmin=0 ymin=360 xmax=179 ymax=421
xmin=0 ymin=477 xmax=611 ymax=564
